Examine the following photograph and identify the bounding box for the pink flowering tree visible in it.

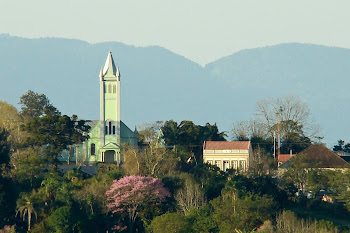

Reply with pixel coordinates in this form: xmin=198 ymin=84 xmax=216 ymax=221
xmin=106 ymin=175 xmax=170 ymax=232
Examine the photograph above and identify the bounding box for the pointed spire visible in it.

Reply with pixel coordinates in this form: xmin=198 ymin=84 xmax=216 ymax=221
xmin=99 ymin=68 xmax=103 ymax=78
xmin=115 ymin=66 xmax=120 ymax=79
xmin=102 ymin=51 xmax=117 ymax=77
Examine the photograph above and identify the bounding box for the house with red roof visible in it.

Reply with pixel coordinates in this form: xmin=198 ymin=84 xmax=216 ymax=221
xmin=278 ymin=152 xmax=295 ymax=167
xmin=203 ymin=141 xmax=252 ymax=171
xmin=280 ymin=144 xmax=350 ymax=169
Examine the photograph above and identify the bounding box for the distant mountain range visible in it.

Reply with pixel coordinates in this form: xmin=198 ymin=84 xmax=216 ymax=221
xmin=0 ymin=34 xmax=349 ymax=146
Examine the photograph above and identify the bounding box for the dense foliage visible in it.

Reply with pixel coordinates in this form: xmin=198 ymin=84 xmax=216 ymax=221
xmin=0 ymin=93 xmax=349 ymax=232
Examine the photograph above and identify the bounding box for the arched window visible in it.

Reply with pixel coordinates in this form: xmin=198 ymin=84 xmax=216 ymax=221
xmin=113 ymin=126 xmax=116 ymax=135
xmin=91 ymin=143 xmax=96 ymax=155
xmin=108 ymin=84 xmax=112 ymax=93
xmin=109 ymin=121 xmax=112 ymax=135
xmin=105 ymin=125 xmax=108 ymax=135
xmin=113 ymin=85 xmax=116 ymax=93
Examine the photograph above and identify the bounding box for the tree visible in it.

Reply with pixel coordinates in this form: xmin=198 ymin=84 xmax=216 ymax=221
xmin=137 ymin=121 xmax=164 ymax=146
xmin=0 ymin=175 xmax=16 ymax=228
xmin=122 ymin=144 xmax=177 ymax=177
xmin=106 ymin=176 xmax=170 ymax=232
xmin=256 ymin=95 xmax=319 ymax=139
xmin=73 ymin=178 xmax=112 ymax=232
xmin=0 ymin=128 xmax=10 ymax=166
xmin=150 ymin=212 xmax=190 ymax=233
xmin=23 ymin=110 xmax=89 ymax=166
xmin=0 ymin=100 xmax=26 ymax=148
xmin=274 ymin=210 xmax=339 ymax=233
xmin=143 ymin=147 xmax=174 ymax=177
xmin=282 ymin=154 xmax=310 ymax=192
xmin=190 ymin=163 xmax=228 ymax=200
xmin=186 ymin=204 xmax=217 ymax=233
xmin=161 ymin=120 xmax=226 ymax=164
xmin=0 ymin=127 xmax=15 ymax=228
xmin=10 ymin=148 xmax=45 ymax=190
xmin=248 ymin=149 xmax=275 ymax=176
xmin=280 ymin=130 xmax=311 ymax=154
xmin=175 ymin=174 xmax=206 ymax=214
xmin=232 ymin=95 xmax=317 ymax=155
xmin=19 ymin=91 xmax=89 ymax=166
xmin=16 ymin=192 xmax=38 ymax=232
xmin=48 ymin=206 xmax=75 ymax=233
xmin=150 ymin=204 xmax=218 ymax=233
xmin=333 ymin=139 xmax=350 ymax=153
xmin=211 ymin=193 xmax=276 ymax=233
xmin=122 ymin=145 xmax=143 ymax=175
xmin=39 ymin=172 xmax=64 ymax=205
xmin=19 ymin=90 xmax=58 ymax=120
xmin=231 ymin=120 xmax=266 ymax=141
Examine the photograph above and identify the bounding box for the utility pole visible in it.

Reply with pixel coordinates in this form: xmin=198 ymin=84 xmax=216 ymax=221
xmin=277 ymin=120 xmax=280 ymax=158
xmin=273 ymin=131 xmax=276 ymax=160
xmin=276 ymin=110 xmax=281 ymax=160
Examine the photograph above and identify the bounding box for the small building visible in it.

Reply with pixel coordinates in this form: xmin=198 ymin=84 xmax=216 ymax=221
xmin=279 ymin=144 xmax=350 ymax=169
xmin=203 ymin=141 xmax=252 ymax=171
xmin=278 ymin=152 xmax=295 ymax=167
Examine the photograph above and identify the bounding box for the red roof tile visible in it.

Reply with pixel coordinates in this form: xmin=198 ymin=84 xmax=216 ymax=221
xmin=203 ymin=141 xmax=250 ymax=150
xmin=278 ymin=154 xmax=295 ymax=163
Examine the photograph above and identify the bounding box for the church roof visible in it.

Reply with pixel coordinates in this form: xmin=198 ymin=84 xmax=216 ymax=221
xmin=102 ymin=51 xmax=120 ymax=78
xmin=85 ymin=120 xmax=99 ymax=128
xmin=85 ymin=120 xmax=136 ymax=135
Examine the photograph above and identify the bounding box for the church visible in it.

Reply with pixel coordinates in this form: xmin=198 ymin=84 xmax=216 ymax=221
xmin=60 ymin=52 xmax=138 ymax=165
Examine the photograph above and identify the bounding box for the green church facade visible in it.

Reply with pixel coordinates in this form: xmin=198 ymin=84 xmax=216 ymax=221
xmin=59 ymin=52 xmax=138 ymax=165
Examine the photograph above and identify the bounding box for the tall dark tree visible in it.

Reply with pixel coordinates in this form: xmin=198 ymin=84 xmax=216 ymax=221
xmin=0 ymin=127 xmax=15 ymax=228
xmin=280 ymin=132 xmax=311 ymax=154
xmin=20 ymin=91 xmax=89 ymax=166
xmin=161 ymin=120 xmax=226 ymax=164
xmin=23 ymin=114 xmax=89 ymax=166
xmin=0 ymin=128 xmax=10 ymax=166
xmin=333 ymin=139 xmax=350 ymax=153
xmin=19 ymin=90 xmax=59 ymax=120
xmin=276 ymin=120 xmax=311 ymax=154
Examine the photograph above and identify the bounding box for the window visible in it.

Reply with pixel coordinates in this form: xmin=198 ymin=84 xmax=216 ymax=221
xmin=231 ymin=160 xmax=238 ymax=169
xmin=108 ymin=84 xmax=111 ymax=93
xmin=215 ymin=160 xmax=221 ymax=169
xmin=223 ymin=160 xmax=229 ymax=171
xmin=239 ymin=160 xmax=246 ymax=170
xmin=91 ymin=143 xmax=96 ymax=155
xmin=109 ymin=121 xmax=112 ymax=135
xmin=105 ymin=126 xmax=108 ymax=135
xmin=207 ymin=160 xmax=213 ymax=165
xmin=113 ymin=85 xmax=116 ymax=93
xmin=113 ymin=125 xmax=115 ymax=135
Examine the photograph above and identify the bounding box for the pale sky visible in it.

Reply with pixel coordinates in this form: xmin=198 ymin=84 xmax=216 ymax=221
xmin=1 ymin=0 xmax=350 ymax=65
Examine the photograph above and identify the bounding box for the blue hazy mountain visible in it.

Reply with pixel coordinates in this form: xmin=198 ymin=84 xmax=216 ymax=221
xmin=0 ymin=34 xmax=231 ymax=130
xmin=0 ymin=34 xmax=349 ymax=146
xmin=205 ymin=43 xmax=350 ymax=145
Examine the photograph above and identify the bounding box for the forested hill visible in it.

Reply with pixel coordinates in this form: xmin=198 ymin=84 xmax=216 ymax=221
xmin=0 ymin=34 xmax=349 ymax=145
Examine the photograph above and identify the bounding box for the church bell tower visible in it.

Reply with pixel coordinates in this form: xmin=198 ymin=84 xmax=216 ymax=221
xmin=99 ymin=51 xmax=121 ymax=147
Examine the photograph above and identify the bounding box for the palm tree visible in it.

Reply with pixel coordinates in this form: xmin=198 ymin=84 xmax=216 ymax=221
xmin=16 ymin=192 xmax=37 ymax=232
